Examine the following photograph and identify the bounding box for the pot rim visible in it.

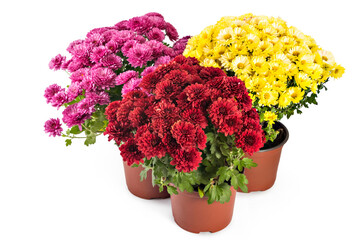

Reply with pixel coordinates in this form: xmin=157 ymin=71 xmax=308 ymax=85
xmin=171 ymin=187 xmax=236 ymax=200
xmin=258 ymin=121 xmax=289 ymax=153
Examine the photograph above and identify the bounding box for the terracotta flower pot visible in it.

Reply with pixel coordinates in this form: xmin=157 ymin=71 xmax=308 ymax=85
xmin=170 ymin=187 xmax=236 ymax=233
xmin=123 ymin=162 xmax=170 ymax=199
xmin=240 ymin=122 xmax=289 ymax=192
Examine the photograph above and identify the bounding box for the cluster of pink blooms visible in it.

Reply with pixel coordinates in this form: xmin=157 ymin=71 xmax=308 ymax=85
xmin=44 ymin=12 xmax=189 ymax=137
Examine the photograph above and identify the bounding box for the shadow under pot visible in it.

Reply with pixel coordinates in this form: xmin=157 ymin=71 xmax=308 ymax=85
xmin=239 ymin=121 xmax=289 ymax=193
xmin=170 ymin=187 xmax=236 ymax=233
xmin=123 ymin=162 xmax=170 ymax=199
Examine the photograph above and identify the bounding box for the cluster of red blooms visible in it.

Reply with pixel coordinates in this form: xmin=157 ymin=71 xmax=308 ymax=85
xmin=104 ymin=56 xmax=264 ymax=172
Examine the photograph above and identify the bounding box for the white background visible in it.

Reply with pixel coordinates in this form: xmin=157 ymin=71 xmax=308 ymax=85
xmin=1 ymin=0 xmax=359 ymax=239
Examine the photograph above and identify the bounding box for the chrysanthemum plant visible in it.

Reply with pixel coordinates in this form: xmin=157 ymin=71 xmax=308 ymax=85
xmin=183 ymin=13 xmax=345 ymax=143
xmin=44 ymin=12 xmax=189 ymax=146
xmin=104 ymin=56 xmax=265 ymax=203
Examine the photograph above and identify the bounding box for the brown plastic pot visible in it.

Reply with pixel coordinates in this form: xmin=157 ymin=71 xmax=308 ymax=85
xmin=170 ymin=187 xmax=236 ymax=233
xmin=123 ymin=162 xmax=170 ymax=199
xmin=239 ymin=122 xmax=289 ymax=193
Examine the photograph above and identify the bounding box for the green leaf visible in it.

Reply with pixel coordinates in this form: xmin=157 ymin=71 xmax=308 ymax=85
xmin=159 ymin=185 xmax=164 ymax=192
xmin=65 ymin=139 xmax=72 ymax=146
xmin=84 ymin=135 xmax=96 ymax=146
xmin=167 ymin=185 xmax=178 ymax=195
xmin=241 ymin=157 xmax=258 ymax=169
xmin=69 ymin=125 xmax=82 ymax=134
xmin=203 ymin=183 xmax=211 ymax=193
xmin=216 ymin=166 xmax=229 ymax=184
xmin=198 ymin=187 xmax=204 ymax=198
xmin=217 ymin=183 xmax=232 ymax=204
xmin=140 ymin=168 xmax=148 ymax=181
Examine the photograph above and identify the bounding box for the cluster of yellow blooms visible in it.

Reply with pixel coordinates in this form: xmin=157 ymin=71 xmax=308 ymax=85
xmin=183 ymin=13 xmax=345 ymax=125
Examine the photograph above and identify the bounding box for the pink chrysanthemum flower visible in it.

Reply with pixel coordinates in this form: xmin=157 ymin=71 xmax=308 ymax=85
xmin=147 ymin=16 xmax=166 ymax=29
xmin=145 ymin=40 xmax=165 ymax=58
xmin=49 ymin=54 xmax=66 ymax=71
xmin=70 ymin=68 xmax=89 ymax=83
xmin=86 ymin=91 xmax=110 ymax=106
xmin=115 ymin=20 xmax=130 ymax=31
xmin=62 ymin=103 xmax=92 ymax=128
xmin=67 ymin=82 xmax=82 ymax=102
xmin=121 ymin=78 xmax=142 ymax=96
xmin=141 ymin=66 xmax=156 ymax=77
xmin=165 ymin=22 xmax=179 ymax=41
xmin=146 ymin=28 xmax=165 ymax=42
xmin=128 ymin=16 xmax=151 ymax=35
xmin=115 ymin=70 xmax=138 ymax=85
xmin=44 ymin=118 xmax=63 ymax=137
xmin=50 ymin=90 xmax=68 ymax=109
xmin=90 ymin=67 xmax=116 ymax=90
xmin=155 ymin=56 xmax=171 ymax=67
xmin=121 ymin=40 xmax=138 ymax=56
xmin=127 ymin=43 xmax=153 ymax=67
xmin=90 ymin=46 xmax=111 ymax=63
xmin=44 ymin=84 xmax=64 ymax=104
xmin=100 ymin=54 xmax=123 ymax=70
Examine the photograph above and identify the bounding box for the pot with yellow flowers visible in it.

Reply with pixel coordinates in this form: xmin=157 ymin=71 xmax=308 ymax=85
xmin=183 ymin=13 xmax=345 ymax=192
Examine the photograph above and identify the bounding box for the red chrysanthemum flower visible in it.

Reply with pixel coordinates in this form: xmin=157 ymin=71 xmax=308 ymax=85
xmin=105 ymin=100 xmax=121 ymax=122
xmin=237 ymin=92 xmax=253 ymax=112
xmin=181 ymin=108 xmax=208 ymax=129
xmin=178 ymin=83 xmax=211 ymax=110
xmin=220 ymin=114 xmax=243 ymax=136
xmin=172 ymin=55 xmax=199 ymax=66
xmin=116 ymin=100 xmax=134 ymax=123
xmin=208 ymin=98 xmax=240 ymax=129
xmin=136 ymin=128 xmax=166 ymax=159
xmin=123 ymin=90 xmax=148 ymax=103
xmin=104 ymin=120 xmax=133 ymax=145
xmin=195 ymin=127 xmax=207 ymax=150
xmin=154 ymin=79 xmax=182 ymax=101
xmin=163 ymin=69 xmax=189 ymax=87
xmin=243 ymin=108 xmax=260 ymax=122
xmin=170 ymin=148 xmax=202 ymax=172
xmin=171 ymin=121 xmax=197 ymax=150
xmin=128 ymin=106 xmax=150 ymax=128
xmin=119 ymin=138 xmax=145 ymax=166
xmin=162 ymin=133 xmax=181 ymax=153
xmin=199 ymin=67 xmax=226 ymax=81
xmin=235 ymin=129 xmax=264 ymax=155
xmin=242 ymin=118 xmax=262 ymax=132
xmin=151 ymin=100 xmax=181 ymax=137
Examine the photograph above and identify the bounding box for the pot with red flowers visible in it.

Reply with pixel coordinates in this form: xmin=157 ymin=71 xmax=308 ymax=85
xmin=105 ymin=56 xmax=265 ymax=233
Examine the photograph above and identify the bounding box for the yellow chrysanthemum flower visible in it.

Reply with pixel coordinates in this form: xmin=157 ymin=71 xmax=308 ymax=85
xmin=217 ymin=27 xmax=234 ymax=43
xmin=272 ymin=80 xmax=287 ymax=92
xmin=288 ymin=87 xmax=304 ymax=104
xmin=219 ymin=52 xmax=235 ymax=70
xmin=310 ymin=82 xmax=318 ymax=93
xmin=318 ymin=50 xmax=336 ymax=67
xmin=231 ymin=56 xmax=252 ymax=76
xmin=246 ymin=33 xmax=260 ymax=50
xmin=259 ymin=89 xmax=279 ymax=106
xmin=251 ymin=56 xmax=267 ymax=72
xmin=246 ymin=76 xmax=267 ymax=92
xmin=264 ymin=111 xmax=278 ymax=125
xmin=203 ymin=58 xmax=220 ymax=68
xmin=331 ymin=64 xmax=345 ymax=79
xmin=295 ymin=72 xmax=312 ymax=89
xmin=278 ymin=92 xmax=292 ymax=108
xmin=253 ymin=41 xmax=273 ymax=56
